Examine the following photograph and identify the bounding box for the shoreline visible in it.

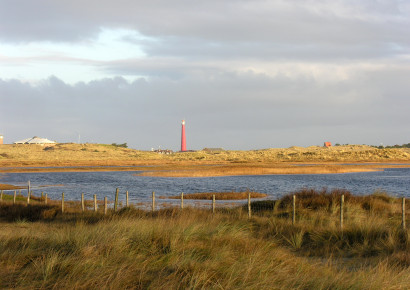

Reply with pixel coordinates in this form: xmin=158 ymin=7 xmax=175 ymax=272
xmin=1 ymin=162 xmax=410 ymax=177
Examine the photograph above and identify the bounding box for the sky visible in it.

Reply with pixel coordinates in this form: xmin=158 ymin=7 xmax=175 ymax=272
xmin=1 ymin=0 xmax=409 ymax=150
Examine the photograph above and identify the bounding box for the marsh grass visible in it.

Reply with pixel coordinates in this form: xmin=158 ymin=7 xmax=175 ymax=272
xmin=0 ymin=184 xmax=26 ymax=190
xmin=0 ymin=189 xmax=409 ymax=289
xmin=165 ymin=191 xmax=267 ymax=200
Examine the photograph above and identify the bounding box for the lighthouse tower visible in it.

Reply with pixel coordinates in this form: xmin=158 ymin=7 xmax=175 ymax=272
xmin=181 ymin=120 xmax=186 ymax=152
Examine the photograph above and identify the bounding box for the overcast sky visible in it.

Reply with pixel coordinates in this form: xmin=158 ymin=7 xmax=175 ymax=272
xmin=1 ymin=0 xmax=409 ymax=150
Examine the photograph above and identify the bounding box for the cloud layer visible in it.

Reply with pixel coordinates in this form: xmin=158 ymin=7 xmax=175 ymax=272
xmin=1 ymin=0 xmax=409 ymax=149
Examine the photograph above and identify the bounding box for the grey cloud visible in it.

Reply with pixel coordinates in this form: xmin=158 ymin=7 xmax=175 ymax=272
xmin=1 ymin=0 xmax=409 ymax=61
xmin=1 ymin=0 xmax=409 ymax=149
xmin=1 ymin=67 xmax=409 ymax=149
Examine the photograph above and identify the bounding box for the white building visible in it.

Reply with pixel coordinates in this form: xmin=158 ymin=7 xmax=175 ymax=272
xmin=14 ymin=136 xmax=56 ymax=145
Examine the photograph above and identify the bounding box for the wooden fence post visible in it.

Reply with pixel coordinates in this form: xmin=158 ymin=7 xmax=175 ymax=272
xmin=126 ymin=191 xmax=129 ymax=207
xmin=340 ymin=194 xmax=344 ymax=230
xmin=94 ymin=194 xmax=97 ymax=212
xmin=104 ymin=197 xmax=108 ymax=215
xmin=292 ymin=195 xmax=296 ymax=225
xmin=402 ymin=197 xmax=406 ymax=231
xmin=41 ymin=192 xmax=44 ymax=201
xmin=181 ymin=192 xmax=184 ymax=209
xmin=61 ymin=192 xmax=65 ymax=213
xmin=81 ymin=193 xmax=85 ymax=212
xmin=27 ymin=190 xmax=31 ymax=205
xmin=212 ymin=194 xmax=216 ymax=214
xmin=0 ymin=190 xmax=3 ymax=202
xmin=27 ymin=180 xmax=30 ymax=200
xmin=248 ymin=192 xmax=251 ymax=219
xmin=152 ymin=191 xmax=155 ymax=212
xmin=13 ymin=190 xmax=16 ymax=204
xmin=114 ymin=188 xmax=119 ymax=211
xmin=45 ymin=193 xmax=48 ymax=205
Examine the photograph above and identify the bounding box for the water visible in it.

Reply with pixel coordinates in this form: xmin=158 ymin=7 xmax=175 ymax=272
xmin=1 ymin=168 xmax=409 ymax=202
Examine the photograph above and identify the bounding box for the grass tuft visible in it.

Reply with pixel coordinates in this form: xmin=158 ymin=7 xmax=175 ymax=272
xmin=0 ymin=189 xmax=409 ymax=288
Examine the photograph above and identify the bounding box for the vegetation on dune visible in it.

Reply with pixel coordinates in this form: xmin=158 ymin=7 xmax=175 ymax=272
xmin=0 ymin=143 xmax=410 ymax=165
xmin=0 ymin=189 xmax=409 ymax=288
xmin=1 ymin=143 xmax=410 ymax=176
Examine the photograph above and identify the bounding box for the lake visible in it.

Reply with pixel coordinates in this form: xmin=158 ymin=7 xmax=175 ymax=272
xmin=0 ymin=168 xmax=409 ymax=204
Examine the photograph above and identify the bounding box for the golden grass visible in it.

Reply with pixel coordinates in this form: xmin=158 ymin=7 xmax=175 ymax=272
xmin=165 ymin=191 xmax=268 ymax=200
xmin=0 ymin=184 xmax=25 ymax=190
xmin=137 ymin=163 xmax=388 ymax=177
xmin=0 ymin=190 xmax=409 ymax=289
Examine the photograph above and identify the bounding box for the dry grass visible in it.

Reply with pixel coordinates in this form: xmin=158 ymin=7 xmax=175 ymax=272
xmin=1 ymin=144 xmax=410 ymax=176
xmin=0 ymin=184 xmax=25 ymax=190
xmin=0 ymin=190 xmax=409 ymax=288
xmin=165 ymin=191 xmax=268 ymax=200
xmin=137 ymin=163 xmax=388 ymax=177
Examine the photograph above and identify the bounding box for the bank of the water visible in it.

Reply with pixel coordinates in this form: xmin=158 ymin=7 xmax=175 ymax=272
xmin=2 ymin=162 xmax=410 ymax=176
xmin=1 ymin=167 xmax=410 ymax=202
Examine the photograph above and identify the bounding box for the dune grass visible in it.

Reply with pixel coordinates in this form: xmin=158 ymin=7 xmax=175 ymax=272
xmin=0 ymin=189 xmax=409 ymax=289
xmin=1 ymin=144 xmax=410 ymax=177
xmin=0 ymin=184 xmax=26 ymax=190
xmin=165 ymin=191 xmax=268 ymax=200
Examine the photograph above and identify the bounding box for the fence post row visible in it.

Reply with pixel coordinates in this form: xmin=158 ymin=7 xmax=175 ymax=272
xmin=114 ymin=188 xmax=119 ymax=212
xmin=81 ymin=193 xmax=85 ymax=212
xmin=152 ymin=191 xmax=155 ymax=212
xmin=126 ymin=191 xmax=129 ymax=207
xmin=5 ymin=186 xmax=407 ymax=230
xmin=248 ymin=192 xmax=251 ymax=219
xmin=27 ymin=181 xmax=30 ymax=202
xmin=340 ymin=194 xmax=344 ymax=230
xmin=61 ymin=192 xmax=65 ymax=213
xmin=104 ymin=197 xmax=108 ymax=215
xmin=94 ymin=194 xmax=97 ymax=212
xmin=402 ymin=197 xmax=406 ymax=231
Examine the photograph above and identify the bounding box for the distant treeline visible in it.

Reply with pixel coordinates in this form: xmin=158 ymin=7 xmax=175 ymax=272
xmin=111 ymin=143 xmax=128 ymax=148
xmin=333 ymin=143 xmax=410 ymax=149
xmin=375 ymin=143 xmax=410 ymax=149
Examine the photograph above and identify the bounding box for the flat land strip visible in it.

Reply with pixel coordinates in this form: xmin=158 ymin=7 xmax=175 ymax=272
xmin=1 ymin=143 xmax=410 ymax=176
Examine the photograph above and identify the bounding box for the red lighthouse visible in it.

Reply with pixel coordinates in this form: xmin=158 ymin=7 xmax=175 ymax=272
xmin=181 ymin=120 xmax=186 ymax=152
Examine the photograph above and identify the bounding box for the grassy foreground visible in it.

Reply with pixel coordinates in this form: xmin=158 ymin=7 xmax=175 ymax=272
xmin=0 ymin=189 xmax=409 ymax=289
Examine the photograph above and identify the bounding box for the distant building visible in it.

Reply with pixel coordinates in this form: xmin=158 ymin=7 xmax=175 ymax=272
xmin=324 ymin=142 xmax=332 ymax=148
xmin=14 ymin=136 xmax=56 ymax=146
xmin=0 ymin=135 xmax=3 ymax=145
xmin=153 ymin=149 xmax=173 ymax=154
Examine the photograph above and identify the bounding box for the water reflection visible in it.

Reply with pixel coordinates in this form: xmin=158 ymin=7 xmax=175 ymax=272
xmin=0 ymin=168 xmax=409 ymax=202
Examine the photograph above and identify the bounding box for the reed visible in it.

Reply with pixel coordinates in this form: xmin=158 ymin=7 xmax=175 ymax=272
xmin=165 ymin=191 xmax=267 ymax=200
xmin=0 ymin=195 xmax=409 ymax=289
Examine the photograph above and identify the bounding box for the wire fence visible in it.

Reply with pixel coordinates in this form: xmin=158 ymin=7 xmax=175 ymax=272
xmin=0 ymin=186 xmax=408 ymax=231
